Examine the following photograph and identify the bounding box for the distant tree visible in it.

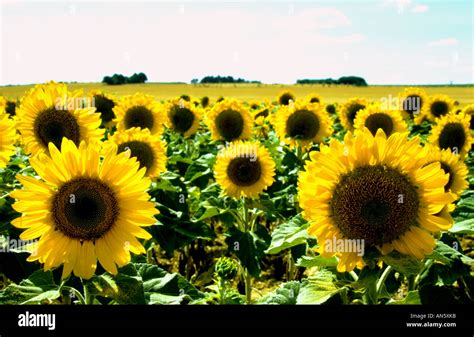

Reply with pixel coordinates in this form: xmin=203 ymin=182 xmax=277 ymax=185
xmin=102 ymin=76 xmax=113 ymax=84
xmin=137 ymin=72 xmax=148 ymax=83
xmin=191 ymin=78 xmax=199 ymax=84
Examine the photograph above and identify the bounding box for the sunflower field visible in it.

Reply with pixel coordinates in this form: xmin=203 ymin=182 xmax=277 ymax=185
xmin=0 ymin=82 xmax=473 ymax=306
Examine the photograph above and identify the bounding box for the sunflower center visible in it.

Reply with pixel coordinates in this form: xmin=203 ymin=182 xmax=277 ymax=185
xmin=170 ymin=106 xmax=195 ymax=133
xmin=402 ymin=95 xmax=422 ymax=116
xmin=439 ymin=162 xmax=454 ymax=191
xmin=118 ymin=141 xmax=155 ymax=172
xmin=347 ymin=103 xmax=366 ymax=125
xmin=124 ymin=106 xmax=155 ymax=130
xmin=52 ymin=178 xmax=119 ymax=241
xmin=215 ymin=109 xmax=244 ymax=141
xmin=286 ymin=109 xmax=320 ymax=140
xmin=438 ymin=122 xmax=466 ymax=153
xmin=33 ymin=107 xmax=81 ymax=150
xmin=279 ymin=93 xmax=294 ymax=106
xmin=364 ymin=113 xmax=394 ymax=136
xmin=310 ymin=97 xmax=320 ymax=103
xmin=94 ymin=95 xmax=115 ymax=123
xmin=431 ymin=101 xmax=449 ymax=117
xmin=330 ymin=165 xmax=419 ymax=246
xmin=226 ymin=157 xmax=262 ymax=187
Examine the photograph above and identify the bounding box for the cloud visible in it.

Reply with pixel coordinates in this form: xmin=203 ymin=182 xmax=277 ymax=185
xmin=428 ymin=38 xmax=459 ymax=46
xmin=411 ymin=4 xmax=429 ymax=13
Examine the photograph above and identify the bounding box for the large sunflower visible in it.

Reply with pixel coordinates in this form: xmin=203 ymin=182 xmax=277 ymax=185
xmin=353 ymin=105 xmax=407 ymax=137
xmin=397 ymin=87 xmax=428 ymax=120
xmin=114 ymin=93 xmax=166 ymax=135
xmin=305 ymin=93 xmax=323 ymax=104
xmin=10 ymin=138 xmax=157 ymax=279
xmin=164 ymin=98 xmax=201 ymax=137
xmin=428 ymin=113 xmax=472 ymax=158
xmin=421 ymin=94 xmax=455 ymax=122
xmin=277 ymin=90 xmax=296 ymax=106
xmin=103 ymin=127 xmax=167 ymax=179
xmin=298 ymin=129 xmax=455 ymax=272
xmin=460 ymin=104 xmax=474 ymax=130
xmin=15 ymin=82 xmax=103 ymax=157
xmin=206 ymin=99 xmax=252 ymax=142
xmin=274 ymin=100 xmax=332 ymax=149
xmin=88 ymin=90 xmax=117 ymax=129
xmin=214 ymin=141 xmax=275 ymax=198
xmin=0 ymin=110 xmax=17 ymax=168
xmin=423 ymin=146 xmax=468 ymax=199
xmin=338 ymin=98 xmax=369 ymax=131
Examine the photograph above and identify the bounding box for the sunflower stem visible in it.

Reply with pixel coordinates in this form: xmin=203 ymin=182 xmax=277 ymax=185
xmin=218 ymin=277 xmax=226 ymax=305
xmin=81 ymin=278 xmax=93 ymax=305
xmin=376 ymin=265 xmax=392 ymax=298
xmin=407 ymin=275 xmax=416 ymax=291
xmin=60 ymin=285 xmax=86 ymax=305
xmin=349 ymin=271 xmax=359 ymax=282
xmin=244 ymin=267 xmax=252 ymax=304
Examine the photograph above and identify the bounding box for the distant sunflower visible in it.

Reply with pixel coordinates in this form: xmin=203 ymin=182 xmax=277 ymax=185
xmin=103 ymin=128 xmax=167 ymax=179
xmin=114 ymin=93 xmax=166 ymax=135
xmin=398 ymin=87 xmax=428 ymax=119
xmin=338 ymin=98 xmax=369 ymax=131
xmin=0 ymin=111 xmax=17 ymax=168
xmin=248 ymin=100 xmax=261 ymax=110
xmin=88 ymin=90 xmax=117 ymax=129
xmin=421 ymin=94 xmax=455 ymax=122
xmin=10 ymin=138 xmax=157 ymax=279
xmin=275 ymin=100 xmax=332 ymax=149
xmin=460 ymin=104 xmax=474 ymax=130
xmin=429 ymin=113 xmax=472 ymax=158
xmin=200 ymin=96 xmax=210 ymax=108
xmin=277 ymin=90 xmax=295 ymax=106
xmin=306 ymin=93 xmax=323 ymax=104
xmin=299 ymin=129 xmax=455 ymax=272
xmin=423 ymin=146 xmax=468 ymax=198
xmin=353 ymin=105 xmax=407 ymax=136
xmin=214 ymin=141 xmax=275 ymax=198
xmin=206 ymin=99 xmax=252 ymax=142
xmin=15 ymin=82 xmax=102 ymax=157
xmin=164 ymin=98 xmax=201 ymax=137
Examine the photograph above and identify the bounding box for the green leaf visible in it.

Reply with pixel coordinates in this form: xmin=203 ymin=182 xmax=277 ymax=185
xmin=134 ymin=263 xmax=204 ymax=304
xmin=381 ymin=251 xmax=424 ymax=276
xmin=196 ymin=206 xmax=220 ymax=221
xmin=449 ymin=218 xmax=474 ymax=234
xmin=0 ymin=270 xmax=59 ymax=304
xmin=258 ymin=281 xmax=301 ymax=304
xmin=296 ymin=255 xmax=338 ymax=268
xmin=426 ymin=241 xmax=474 ymax=265
xmin=265 ymin=215 xmax=309 ymax=254
xmin=86 ymin=264 xmax=146 ymax=304
xmin=297 ymin=271 xmax=340 ymax=304
xmin=388 ymin=291 xmax=421 ymax=304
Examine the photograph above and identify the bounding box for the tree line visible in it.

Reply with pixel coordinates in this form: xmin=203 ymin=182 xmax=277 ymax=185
xmin=102 ymin=73 xmax=148 ymax=85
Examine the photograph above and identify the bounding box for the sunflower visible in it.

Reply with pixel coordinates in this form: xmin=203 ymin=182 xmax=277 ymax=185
xmin=305 ymin=93 xmax=323 ymax=104
xmin=200 ymin=96 xmax=210 ymax=109
xmin=248 ymin=100 xmax=261 ymax=110
xmin=0 ymin=110 xmax=17 ymax=168
xmin=277 ymin=90 xmax=295 ymax=106
xmin=298 ymin=129 xmax=455 ymax=272
xmin=274 ymin=100 xmax=332 ymax=149
xmin=88 ymin=90 xmax=117 ymax=129
xmin=214 ymin=141 xmax=275 ymax=198
xmin=164 ymin=98 xmax=201 ymax=137
xmin=103 ymin=128 xmax=167 ymax=179
xmin=423 ymin=146 xmax=468 ymax=198
xmin=421 ymin=94 xmax=455 ymax=122
xmin=397 ymin=87 xmax=428 ymax=120
xmin=114 ymin=93 xmax=166 ymax=135
xmin=428 ymin=113 xmax=472 ymax=158
xmin=338 ymin=98 xmax=369 ymax=131
xmin=15 ymin=82 xmax=102 ymax=157
xmin=353 ymin=105 xmax=407 ymax=137
xmin=206 ymin=99 xmax=252 ymax=142
xmin=10 ymin=138 xmax=157 ymax=279
xmin=460 ymin=104 xmax=474 ymax=130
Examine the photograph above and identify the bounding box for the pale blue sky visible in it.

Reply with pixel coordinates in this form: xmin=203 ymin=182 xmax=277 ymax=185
xmin=1 ymin=0 xmax=472 ymax=85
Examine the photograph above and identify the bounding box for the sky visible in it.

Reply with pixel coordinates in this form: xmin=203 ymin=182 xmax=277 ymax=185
xmin=0 ymin=0 xmax=472 ymax=85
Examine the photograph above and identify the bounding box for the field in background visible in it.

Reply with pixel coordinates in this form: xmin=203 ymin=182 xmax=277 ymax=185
xmin=1 ymin=83 xmax=473 ymax=107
